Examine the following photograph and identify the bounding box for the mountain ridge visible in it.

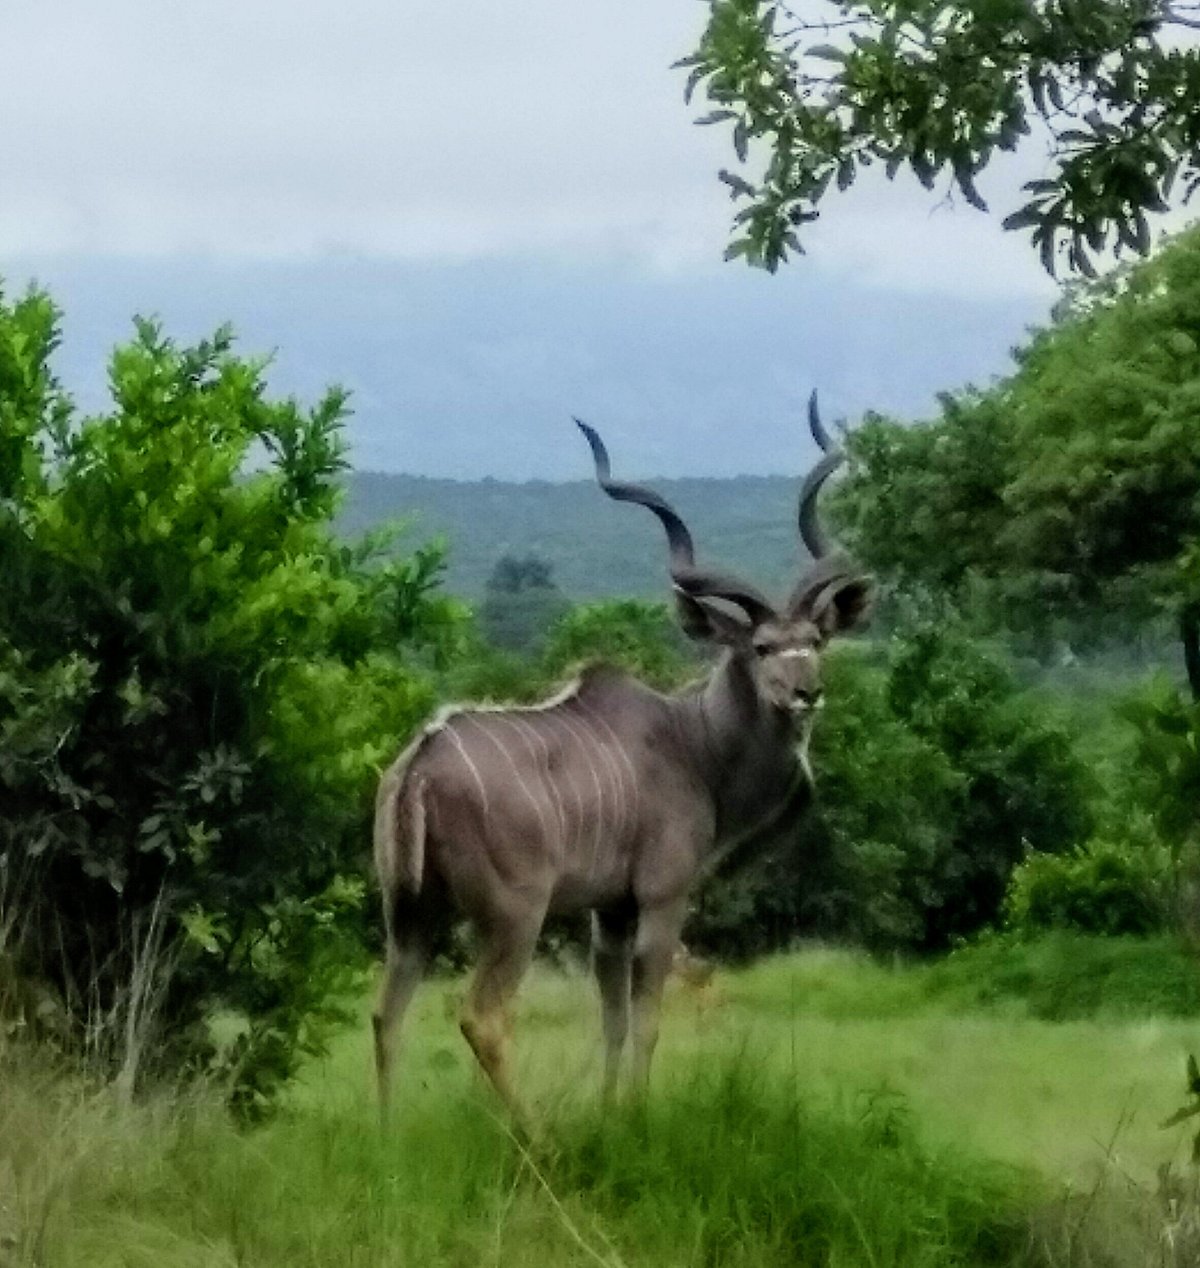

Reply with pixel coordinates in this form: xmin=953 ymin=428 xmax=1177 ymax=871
xmin=340 ymin=470 xmax=815 ymax=601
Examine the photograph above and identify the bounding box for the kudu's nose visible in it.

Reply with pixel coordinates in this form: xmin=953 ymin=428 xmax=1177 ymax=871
xmin=793 ymin=686 xmax=824 ymax=710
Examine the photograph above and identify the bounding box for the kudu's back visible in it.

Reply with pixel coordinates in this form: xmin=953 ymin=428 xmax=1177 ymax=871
xmin=374 ymin=665 xmax=703 ymax=930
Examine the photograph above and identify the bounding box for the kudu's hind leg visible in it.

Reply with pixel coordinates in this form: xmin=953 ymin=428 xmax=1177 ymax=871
xmin=373 ymin=887 xmax=443 ymax=1123
xmin=460 ymin=912 xmax=542 ymax=1122
xmin=372 ymin=938 xmax=428 ymax=1123
xmin=629 ymin=899 xmax=688 ymax=1091
xmin=591 ymin=908 xmax=634 ymax=1099
xmin=375 ymin=943 xmax=431 ymax=1120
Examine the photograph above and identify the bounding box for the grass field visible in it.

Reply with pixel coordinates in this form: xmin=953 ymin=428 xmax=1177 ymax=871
xmin=5 ymin=944 xmax=1200 ymax=1266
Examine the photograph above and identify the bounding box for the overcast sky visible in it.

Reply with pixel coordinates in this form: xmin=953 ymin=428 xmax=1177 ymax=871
xmin=0 ymin=0 xmax=1099 ymax=478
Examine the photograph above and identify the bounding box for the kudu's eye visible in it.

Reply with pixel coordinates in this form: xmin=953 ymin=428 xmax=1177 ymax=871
xmin=752 ymin=641 xmax=773 ymax=658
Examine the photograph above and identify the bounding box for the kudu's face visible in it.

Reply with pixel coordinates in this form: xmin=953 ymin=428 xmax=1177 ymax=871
xmin=747 ymin=616 xmax=827 ymax=720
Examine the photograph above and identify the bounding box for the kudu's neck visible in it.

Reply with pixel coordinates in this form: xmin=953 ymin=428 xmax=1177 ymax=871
xmin=674 ymin=651 xmax=806 ymax=849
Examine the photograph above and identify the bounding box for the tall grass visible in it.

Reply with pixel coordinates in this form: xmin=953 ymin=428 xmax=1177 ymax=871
xmin=3 ymin=1044 xmax=1047 ymax=1267
xmin=6 ymin=942 xmax=1200 ymax=1265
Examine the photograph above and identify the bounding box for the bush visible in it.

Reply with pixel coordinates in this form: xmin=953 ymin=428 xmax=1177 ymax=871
xmin=930 ymin=931 xmax=1200 ymax=1020
xmin=687 ymin=646 xmax=964 ymax=957
xmin=479 ymin=553 xmax=571 ymax=654
xmin=1003 ymin=829 xmax=1170 ymax=939
xmin=0 ymin=293 xmax=455 ymax=1110
xmin=1118 ymin=677 xmax=1200 ymax=851
xmin=690 ymin=611 xmax=1094 ymax=958
xmin=541 ymin=598 xmax=695 ymax=689
xmin=881 ymin=609 xmax=1095 ymax=947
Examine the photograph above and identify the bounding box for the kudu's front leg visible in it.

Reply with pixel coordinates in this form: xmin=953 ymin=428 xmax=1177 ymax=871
xmin=629 ymin=898 xmax=688 ymax=1091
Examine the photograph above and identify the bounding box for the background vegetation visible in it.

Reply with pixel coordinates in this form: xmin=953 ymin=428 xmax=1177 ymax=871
xmin=338 ymin=470 xmax=808 ymax=601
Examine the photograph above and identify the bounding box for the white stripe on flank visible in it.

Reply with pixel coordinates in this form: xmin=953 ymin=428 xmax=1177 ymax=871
xmin=546 ymin=716 xmax=586 ymax=857
xmin=462 ymin=714 xmax=552 ymax=847
xmin=497 ymin=713 xmax=567 ymax=854
xmin=554 ymin=710 xmax=606 ymax=875
xmin=444 ymin=725 xmax=490 ymax=820
xmin=575 ymin=698 xmax=639 ymax=837
xmin=572 ymin=706 xmax=628 ymax=842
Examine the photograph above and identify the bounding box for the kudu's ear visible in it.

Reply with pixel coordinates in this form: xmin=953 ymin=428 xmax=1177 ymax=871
xmin=812 ymin=575 xmax=874 ymax=638
xmin=674 ymin=589 xmax=753 ymax=646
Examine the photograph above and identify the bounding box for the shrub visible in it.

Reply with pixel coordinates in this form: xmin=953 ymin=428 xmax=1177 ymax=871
xmin=881 ymin=609 xmax=1095 ymax=947
xmin=479 ymin=553 xmax=571 ymax=655
xmin=1118 ymin=677 xmax=1200 ymax=851
xmin=930 ymin=931 xmax=1200 ymax=1020
xmin=541 ymin=598 xmax=695 ymax=689
xmin=1003 ymin=829 xmax=1170 ymax=939
xmin=0 ymin=292 xmax=454 ymax=1110
xmin=691 ymin=612 xmax=1094 ymax=958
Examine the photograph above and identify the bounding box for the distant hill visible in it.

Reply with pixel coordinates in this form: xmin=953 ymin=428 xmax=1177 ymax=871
xmin=339 ymin=472 xmax=816 ymax=602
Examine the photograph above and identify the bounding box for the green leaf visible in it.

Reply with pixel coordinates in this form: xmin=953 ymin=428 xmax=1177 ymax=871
xmin=718 ymin=169 xmax=756 ymax=198
xmin=733 ymin=120 xmax=749 ymax=162
xmin=696 ymin=110 xmax=738 ymax=126
xmin=1002 ymin=206 xmax=1044 ymax=231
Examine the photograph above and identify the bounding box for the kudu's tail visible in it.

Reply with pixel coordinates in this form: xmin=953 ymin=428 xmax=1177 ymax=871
xmin=373 ymin=762 xmax=427 ymax=902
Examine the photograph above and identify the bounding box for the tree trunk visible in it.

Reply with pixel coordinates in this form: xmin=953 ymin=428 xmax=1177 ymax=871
xmin=1182 ymin=602 xmax=1200 ymax=701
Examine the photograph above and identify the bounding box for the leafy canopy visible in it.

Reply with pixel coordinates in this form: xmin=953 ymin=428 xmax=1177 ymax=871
xmin=682 ymin=0 xmax=1200 ymax=275
xmin=835 ymin=222 xmax=1200 ymax=669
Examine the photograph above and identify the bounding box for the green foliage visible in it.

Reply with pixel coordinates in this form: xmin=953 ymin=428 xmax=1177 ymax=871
xmin=930 ymin=931 xmax=1200 ymax=1021
xmin=1118 ymin=677 xmax=1200 ymax=849
xmin=886 ymin=612 xmax=1095 ymax=944
xmin=835 ymin=397 xmax=1015 ymax=597
xmin=783 ymin=644 xmax=963 ymax=952
xmin=479 ymin=552 xmax=571 ymax=655
xmin=692 ymin=612 xmax=1093 ymax=956
xmin=541 ymin=599 xmax=695 ymax=690
xmin=0 ymin=288 xmax=451 ymax=1109
xmin=822 ymin=617 xmax=1092 ymax=950
xmin=339 ymin=471 xmax=805 ymax=602
xmin=1003 ymin=832 xmax=1171 ymax=939
xmin=683 ymin=0 xmax=1197 ymax=275
xmin=837 ymin=225 xmax=1200 ymax=677
xmin=999 ymin=672 xmax=1200 ymax=946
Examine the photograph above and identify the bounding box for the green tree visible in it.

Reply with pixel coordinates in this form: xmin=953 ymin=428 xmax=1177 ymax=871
xmin=0 ymin=292 xmax=453 ymax=1110
xmin=835 ymin=224 xmax=1200 ymax=693
xmin=480 ymin=552 xmax=571 ymax=654
xmin=682 ymin=0 xmax=1200 ymax=275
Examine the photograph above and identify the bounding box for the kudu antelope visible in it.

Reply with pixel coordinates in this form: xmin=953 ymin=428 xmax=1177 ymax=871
xmin=372 ymin=395 xmax=871 ymax=1117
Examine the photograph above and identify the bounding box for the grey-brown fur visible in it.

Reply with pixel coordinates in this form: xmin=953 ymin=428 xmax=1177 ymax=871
xmin=372 ymin=394 xmax=872 ymax=1118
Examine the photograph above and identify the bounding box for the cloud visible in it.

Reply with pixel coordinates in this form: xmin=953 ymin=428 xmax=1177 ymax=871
xmin=16 ymin=254 xmax=1053 ymax=479
xmin=0 ymin=0 xmax=1062 ymax=299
